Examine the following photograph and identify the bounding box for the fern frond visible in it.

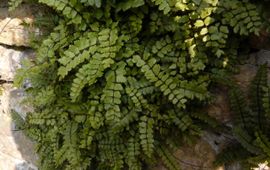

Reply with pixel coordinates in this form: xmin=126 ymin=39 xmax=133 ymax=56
xmin=156 ymin=144 xmax=180 ymax=170
xmin=233 ymin=126 xmax=262 ymax=155
xmin=80 ymin=0 xmax=102 ymax=8
xmin=229 ymin=87 xmax=254 ymax=130
xmin=219 ymin=0 xmax=262 ymax=35
xmin=87 ymin=100 xmax=104 ymax=129
xmin=70 ymin=25 xmax=120 ymax=101
xmin=151 ymin=0 xmax=171 ymax=14
xmin=102 ymin=62 xmax=127 ymax=123
xmin=112 ymin=108 xmax=138 ymax=132
xmin=255 ymin=131 xmax=270 ymax=157
xmin=168 ymin=110 xmax=193 ymax=132
xmin=126 ymin=136 xmax=141 ymax=170
xmin=132 ymin=55 xmax=209 ymax=109
xmin=116 ymin=0 xmax=145 ymax=11
xmin=139 ymin=116 xmax=155 ymax=157
xmin=190 ymin=112 xmax=220 ymax=128
xmin=8 ymin=0 xmax=23 ymax=11
xmin=11 ymin=0 xmax=264 ymax=169
xmin=263 ymin=86 xmax=270 ymax=118
xmin=36 ymin=23 xmax=71 ymax=63
xmin=38 ymin=0 xmax=84 ymax=26
xmin=57 ymin=32 xmax=98 ymax=79
xmin=250 ymin=64 xmax=268 ymax=131
xmin=54 ymin=122 xmax=90 ymax=169
xmin=214 ymin=144 xmax=251 ymax=166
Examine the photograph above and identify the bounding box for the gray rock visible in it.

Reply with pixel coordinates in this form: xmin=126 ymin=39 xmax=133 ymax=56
xmin=256 ymin=50 xmax=270 ymax=66
xmin=202 ymin=132 xmax=232 ymax=154
xmin=16 ymin=161 xmax=38 ymax=170
xmin=248 ymin=50 xmax=270 ymax=67
xmin=0 ymin=85 xmax=37 ymax=170
xmin=10 ymin=88 xmax=33 ymax=120
xmin=0 ymin=45 xmax=34 ymax=81
xmin=151 ymin=136 xmax=223 ymax=170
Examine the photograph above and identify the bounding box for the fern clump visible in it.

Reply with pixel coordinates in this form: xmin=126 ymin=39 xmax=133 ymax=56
xmin=11 ymin=0 xmax=262 ymax=169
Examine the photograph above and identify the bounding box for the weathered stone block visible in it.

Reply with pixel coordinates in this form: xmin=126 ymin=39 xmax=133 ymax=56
xmin=0 ymin=45 xmax=34 ymax=81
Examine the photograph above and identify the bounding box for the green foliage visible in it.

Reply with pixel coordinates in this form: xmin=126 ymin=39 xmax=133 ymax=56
xmin=11 ymin=0 xmax=262 ymax=169
xmin=215 ymin=64 xmax=270 ymax=168
xmin=156 ymin=144 xmax=180 ymax=170
xmin=214 ymin=144 xmax=252 ymax=166
xmin=218 ymin=0 xmax=262 ymax=35
xmin=8 ymin=0 xmax=23 ymax=11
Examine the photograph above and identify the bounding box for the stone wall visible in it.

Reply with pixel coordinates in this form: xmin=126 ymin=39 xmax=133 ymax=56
xmin=0 ymin=2 xmax=38 ymax=170
xmin=0 ymin=2 xmax=269 ymax=170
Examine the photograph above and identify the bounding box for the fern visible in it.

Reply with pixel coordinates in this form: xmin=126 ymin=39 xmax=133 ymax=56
xmin=229 ymin=88 xmax=254 ymax=130
xmin=132 ymin=55 xmax=209 ymax=109
xmin=249 ymin=64 xmax=268 ymax=131
xmin=156 ymin=144 xmax=180 ymax=170
xmin=216 ymin=65 xmax=270 ymax=168
xmin=80 ymin=0 xmax=102 ymax=8
xmin=151 ymin=0 xmax=171 ymax=14
xmin=263 ymin=86 xmax=270 ymax=118
xmin=70 ymin=25 xmax=120 ymax=101
xmin=38 ymin=0 xmax=84 ymax=26
xmin=11 ymin=0 xmax=263 ymax=169
xmin=139 ymin=116 xmax=155 ymax=157
xmin=116 ymin=0 xmax=145 ymax=11
xmin=102 ymin=62 xmax=126 ymax=123
xmin=255 ymin=131 xmax=270 ymax=157
xmin=219 ymin=0 xmax=262 ymax=35
xmin=126 ymin=136 xmax=141 ymax=170
xmin=8 ymin=0 xmax=23 ymax=11
xmin=214 ymin=144 xmax=252 ymax=166
xmin=233 ymin=126 xmax=262 ymax=155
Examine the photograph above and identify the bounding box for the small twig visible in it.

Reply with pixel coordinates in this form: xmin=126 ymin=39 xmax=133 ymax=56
xmin=0 ymin=18 xmax=12 ymax=35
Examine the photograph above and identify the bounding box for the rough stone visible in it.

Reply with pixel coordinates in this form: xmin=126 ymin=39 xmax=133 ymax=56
xmin=205 ymin=50 xmax=270 ymax=170
xmin=0 ymin=84 xmax=37 ymax=170
xmin=10 ymin=88 xmax=33 ymax=120
xmin=207 ymin=87 xmax=231 ymax=124
xmin=0 ymin=17 xmax=37 ymax=47
xmin=0 ymin=1 xmax=269 ymax=169
xmin=0 ymin=44 xmax=36 ymax=169
xmin=15 ymin=161 xmax=38 ymax=170
xmin=202 ymin=132 xmax=232 ymax=154
xmin=151 ymin=138 xmax=224 ymax=170
xmin=254 ymin=50 xmax=270 ymax=67
xmin=0 ymin=2 xmax=37 ymax=19
xmin=0 ymin=1 xmax=45 ymax=47
xmin=233 ymin=64 xmax=258 ymax=91
xmin=0 ymin=45 xmax=34 ymax=81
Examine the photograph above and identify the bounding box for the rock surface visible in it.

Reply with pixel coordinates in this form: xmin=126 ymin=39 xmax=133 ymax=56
xmin=0 ymin=44 xmax=37 ymax=170
xmin=0 ymin=84 xmax=37 ymax=170
xmin=10 ymin=88 xmax=33 ymax=120
xmin=152 ymin=50 xmax=270 ymax=170
xmin=0 ymin=17 xmax=37 ymax=47
xmin=151 ymin=138 xmax=224 ymax=170
xmin=0 ymin=45 xmax=33 ymax=81
xmin=0 ymin=2 xmax=42 ymax=169
xmin=0 ymin=1 xmax=43 ymax=47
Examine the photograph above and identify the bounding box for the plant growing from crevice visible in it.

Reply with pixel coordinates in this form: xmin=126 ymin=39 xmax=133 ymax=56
xmin=10 ymin=0 xmax=262 ymax=169
xmin=215 ymin=64 xmax=270 ymax=169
